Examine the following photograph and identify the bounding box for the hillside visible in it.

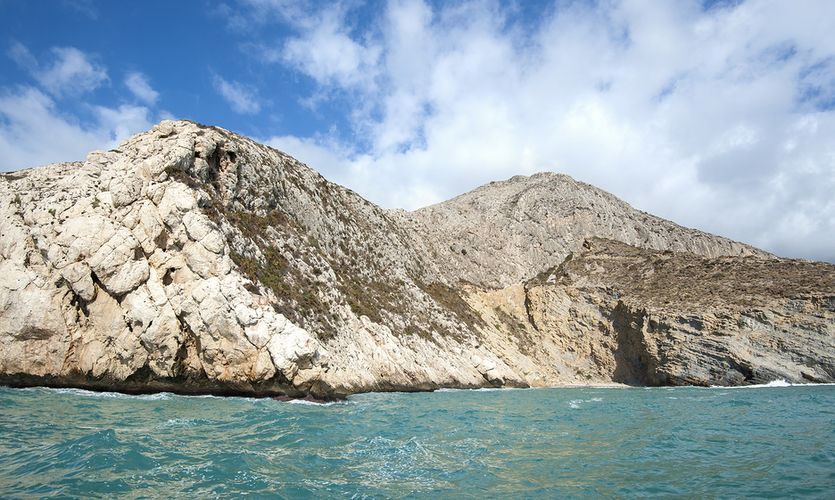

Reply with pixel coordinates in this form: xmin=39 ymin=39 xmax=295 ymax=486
xmin=0 ymin=121 xmax=831 ymax=398
xmin=399 ymin=172 xmax=768 ymax=288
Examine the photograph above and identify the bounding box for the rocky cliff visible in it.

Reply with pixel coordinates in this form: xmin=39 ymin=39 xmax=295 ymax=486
xmin=509 ymin=239 xmax=833 ymax=385
xmin=0 ymin=121 xmax=832 ymax=398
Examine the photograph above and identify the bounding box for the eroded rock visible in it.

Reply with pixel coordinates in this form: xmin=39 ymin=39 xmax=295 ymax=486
xmin=0 ymin=120 xmax=831 ymax=399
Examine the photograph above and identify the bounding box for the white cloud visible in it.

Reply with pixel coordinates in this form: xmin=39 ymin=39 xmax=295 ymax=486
xmin=253 ymin=0 xmax=835 ymax=262
xmin=233 ymin=0 xmax=382 ymax=92
xmin=265 ymin=134 xmax=351 ymax=179
xmin=93 ymin=103 xmax=154 ymax=142
xmin=212 ymin=74 xmax=261 ymax=114
xmin=125 ymin=72 xmax=159 ymax=105
xmin=1 ymin=45 xmax=158 ymax=170
xmin=281 ymin=9 xmax=381 ymax=90
xmin=0 ymin=87 xmax=153 ymax=169
xmin=39 ymin=47 xmax=108 ymax=96
xmin=9 ymin=43 xmax=108 ymax=97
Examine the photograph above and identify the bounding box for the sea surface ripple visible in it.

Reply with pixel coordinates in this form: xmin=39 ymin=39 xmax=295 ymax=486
xmin=0 ymin=384 xmax=833 ymax=498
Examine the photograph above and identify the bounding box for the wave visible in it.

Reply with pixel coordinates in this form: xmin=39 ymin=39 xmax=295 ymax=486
xmin=285 ymin=399 xmax=339 ymax=406
xmin=28 ymin=387 xmax=264 ymax=402
xmin=160 ymin=418 xmax=213 ymax=428
xmin=48 ymin=388 xmax=173 ymax=400
xmin=709 ymin=379 xmax=835 ymax=389
xmin=568 ymin=397 xmax=604 ymax=409
xmin=435 ymin=386 xmax=531 ymax=393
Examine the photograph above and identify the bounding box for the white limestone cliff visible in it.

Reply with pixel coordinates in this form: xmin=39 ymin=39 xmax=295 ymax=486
xmin=0 ymin=120 xmax=831 ymax=398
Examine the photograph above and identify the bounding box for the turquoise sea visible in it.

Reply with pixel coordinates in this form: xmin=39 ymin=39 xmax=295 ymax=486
xmin=0 ymin=383 xmax=833 ymax=498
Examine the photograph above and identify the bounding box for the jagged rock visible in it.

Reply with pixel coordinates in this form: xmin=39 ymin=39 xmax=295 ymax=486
xmin=0 ymin=120 xmax=831 ymax=398
xmin=59 ymin=262 xmax=96 ymax=302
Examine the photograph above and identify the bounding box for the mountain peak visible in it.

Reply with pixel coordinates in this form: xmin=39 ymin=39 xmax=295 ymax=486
xmin=0 ymin=122 xmax=830 ymax=398
xmin=405 ymin=165 xmax=767 ymax=289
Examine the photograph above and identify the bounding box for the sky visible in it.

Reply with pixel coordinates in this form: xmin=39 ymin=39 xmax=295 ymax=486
xmin=1 ymin=0 xmax=833 ymax=263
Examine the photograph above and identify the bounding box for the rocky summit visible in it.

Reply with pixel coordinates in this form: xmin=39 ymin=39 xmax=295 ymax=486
xmin=0 ymin=121 xmax=832 ymax=399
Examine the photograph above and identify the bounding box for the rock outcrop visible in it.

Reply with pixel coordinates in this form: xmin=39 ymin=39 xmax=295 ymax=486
xmin=0 ymin=120 xmax=832 ymax=398
xmin=513 ymin=239 xmax=834 ymax=385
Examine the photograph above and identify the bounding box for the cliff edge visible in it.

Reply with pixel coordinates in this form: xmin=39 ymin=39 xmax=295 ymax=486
xmin=0 ymin=121 xmax=831 ymax=398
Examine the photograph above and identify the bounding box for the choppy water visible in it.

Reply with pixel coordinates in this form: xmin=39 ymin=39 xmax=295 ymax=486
xmin=1 ymin=383 xmax=833 ymax=498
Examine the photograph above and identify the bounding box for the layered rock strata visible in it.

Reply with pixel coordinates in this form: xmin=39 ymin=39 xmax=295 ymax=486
xmin=477 ymin=239 xmax=834 ymax=386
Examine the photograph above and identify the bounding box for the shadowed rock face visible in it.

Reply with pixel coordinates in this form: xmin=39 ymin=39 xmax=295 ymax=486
xmin=0 ymin=120 xmax=831 ymax=398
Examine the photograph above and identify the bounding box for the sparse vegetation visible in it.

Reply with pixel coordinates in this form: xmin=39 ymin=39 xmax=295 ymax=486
xmin=230 ymin=247 xmax=328 ymax=328
xmin=165 ymin=151 xmax=487 ymax=346
xmin=555 ymin=237 xmax=835 ymax=310
xmin=492 ymin=306 xmax=536 ymax=355
xmin=416 ymin=281 xmax=486 ymax=330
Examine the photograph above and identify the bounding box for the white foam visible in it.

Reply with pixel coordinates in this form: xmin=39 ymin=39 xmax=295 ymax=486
xmin=189 ymin=393 xmax=258 ymax=401
xmin=135 ymin=392 xmax=174 ymax=400
xmin=435 ymin=386 xmax=532 ymax=393
xmin=568 ymin=397 xmax=603 ymax=409
xmin=709 ymin=379 xmax=835 ymax=389
xmin=162 ymin=418 xmax=202 ymax=428
xmin=49 ymin=387 xmax=173 ymax=400
xmin=762 ymin=379 xmax=791 ymax=387
xmin=285 ymin=399 xmax=338 ymax=406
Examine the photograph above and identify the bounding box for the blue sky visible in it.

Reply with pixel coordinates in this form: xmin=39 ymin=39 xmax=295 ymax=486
xmin=1 ymin=0 xmax=834 ymax=262
xmin=0 ymin=0 xmax=337 ymax=140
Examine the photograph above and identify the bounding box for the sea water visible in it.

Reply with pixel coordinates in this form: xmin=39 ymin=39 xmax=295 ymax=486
xmin=0 ymin=383 xmax=833 ymax=498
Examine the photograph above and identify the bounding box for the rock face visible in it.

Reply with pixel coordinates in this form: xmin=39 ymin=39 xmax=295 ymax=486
xmin=398 ymin=172 xmax=768 ymax=288
xmin=518 ymin=239 xmax=835 ymax=385
xmin=0 ymin=120 xmax=832 ymax=398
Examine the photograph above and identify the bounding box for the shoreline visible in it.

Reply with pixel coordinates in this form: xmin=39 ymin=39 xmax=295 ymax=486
xmin=3 ymin=378 xmax=832 ymax=405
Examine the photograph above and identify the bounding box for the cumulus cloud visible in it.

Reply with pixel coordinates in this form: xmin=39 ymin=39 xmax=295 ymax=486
xmin=232 ymin=0 xmax=381 ymax=93
xmin=125 ymin=72 xmax=159 ymax=105
xmin=0 ymin=87 xmax=153 ymax=169
xmin=9 ymin=42 xmax=108 ymax=97
xmin=1 ymin=44 xmax=157 ymax=170
xmin=212 ymin=74 xmax=262 ymax=114
xmin=281 ymin=9 xmax=381 ymax=90
xmin=248 ymin=0 xmax=835 ymax=262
